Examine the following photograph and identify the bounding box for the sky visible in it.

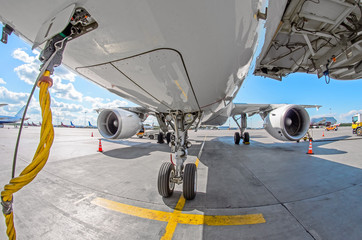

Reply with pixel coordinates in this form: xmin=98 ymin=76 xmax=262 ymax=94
xmin=0 ymin=23 xmax=362 ymax=128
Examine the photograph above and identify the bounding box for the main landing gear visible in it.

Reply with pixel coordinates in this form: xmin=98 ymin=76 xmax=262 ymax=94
xmin=156 ymin=111 xmax=199 ymax=200
xmin=233 ymin=113 xmax=250 ymax=145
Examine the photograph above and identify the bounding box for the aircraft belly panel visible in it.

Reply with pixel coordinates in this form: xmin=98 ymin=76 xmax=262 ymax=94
xmin=77 ymin=64 xmax=170 ymax=112
xmin=111 ymin=49 xmax=200 ymax=113
xmin=0 ymin=0 xmax=265 ymax=113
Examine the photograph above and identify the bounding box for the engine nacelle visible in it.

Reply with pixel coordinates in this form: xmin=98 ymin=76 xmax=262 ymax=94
xmin=97 ymin=108 xmax=142 ymax=139
xmin=263 ymin=105 xmax=310 ymax=141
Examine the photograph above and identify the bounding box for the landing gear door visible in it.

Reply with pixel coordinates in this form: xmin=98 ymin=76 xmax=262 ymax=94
xmin=32 ymin=4 xmax=75 ymax=49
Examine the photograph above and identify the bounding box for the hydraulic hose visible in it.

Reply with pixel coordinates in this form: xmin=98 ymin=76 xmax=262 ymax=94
xmin=1 ymin=71 xmax=54 ymax=240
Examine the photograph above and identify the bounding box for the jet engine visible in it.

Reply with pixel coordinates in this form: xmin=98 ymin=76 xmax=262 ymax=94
xmin=263 ymin=105 xmax=310 ymax=141
xmin=97 ymin=108 xmax=142 ymax=139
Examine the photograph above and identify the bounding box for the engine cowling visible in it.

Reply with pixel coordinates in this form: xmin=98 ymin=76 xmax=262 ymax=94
xmin=263 ymin=105 xmax=310 ymax=141
xmin=97 ymin=108 xmax=142 ymax=139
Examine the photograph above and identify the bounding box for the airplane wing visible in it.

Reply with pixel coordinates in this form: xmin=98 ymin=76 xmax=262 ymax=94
xmin=254 ymin=0 xmax=362 ymax=81
xmin=231 ymin=103 xmax=321 ymax=117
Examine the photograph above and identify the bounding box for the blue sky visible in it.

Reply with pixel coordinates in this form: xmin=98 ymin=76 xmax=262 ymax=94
xmin=0 ymin=23 xmax=361 ymax=128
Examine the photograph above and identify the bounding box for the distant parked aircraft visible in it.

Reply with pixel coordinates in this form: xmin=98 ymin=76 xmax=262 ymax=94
xmin=310 ymin=117 xmax=337 ymax=128
xmin=60 ymin=122 xmax=75 ymax=128
xmin=71 ymin=121 xmax=88 ymax=128
xmin=32 ymin=122 xmax=40 ymax=127
xmin=0 ymin=105 xmax=27 ymax=128
xmin=88 ymin=121 xmax=97 ymax=128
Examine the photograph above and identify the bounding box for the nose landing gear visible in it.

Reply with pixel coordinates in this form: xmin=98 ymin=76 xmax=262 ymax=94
xmin=157 ymin=111 xmax=200 ymax=200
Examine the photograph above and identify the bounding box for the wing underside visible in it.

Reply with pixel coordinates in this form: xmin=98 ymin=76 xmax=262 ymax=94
xmin=255 ymin=0 xmax=362 ymax=81
xmin=231 ymin=103 xmax=320 ymax=117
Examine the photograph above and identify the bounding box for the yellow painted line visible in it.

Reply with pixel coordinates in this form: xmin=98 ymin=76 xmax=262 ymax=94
xmin=195 ymin=158 xmax=199 ymax=168
xmin=91 ymin=197 xmax=265 ymax=227
xmin=177 ymin=213 xmax=266 ymax=226
xmin=174 ymin=80 xmax=188 ymax=100
xmin=162 ymin=135 xmax=205 ymax=239
xmin=92 ymin=197 xmax=171 ymax=222
xmin=161 ymin=195 xmax=186 ymax=240
xmin=91 ymin=135 xmax=265 ymax=240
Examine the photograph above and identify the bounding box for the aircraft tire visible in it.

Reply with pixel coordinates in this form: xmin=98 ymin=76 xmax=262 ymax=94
xmin=149 ymin=135 xmax=154 ymax=140
xmin=234 ymin=132 xmax=241 ymax=145
xmin=183 ymin=163 xmax=197 ymax=200
xmin=243 ymin=132 xmax=250 ymax=144
xmin=157 ymin=132 xmax=164 ymax=144
xmin=357 ymin=128 xmax=362 ymax=136
xmin=157 ymin=162 xmax=175 ymax=198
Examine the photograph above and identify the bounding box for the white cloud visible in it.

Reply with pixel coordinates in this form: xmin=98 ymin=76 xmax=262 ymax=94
xmin=51 ymin=99 xmax=93 ymax=126
xmin=0 ymin=86 xmax=29 ymax=104
xmin=51 ymin=76 xmax=83 ymax=101
xmin=84 ymin=96 xmax=128 ymax=109
xmin=0 ymin=85 xmax=42 ymax=121
xmin=84 ymin=96 xmax=103 ymax=104
xmin=8 ymin=49 xmax=132 ymax=126
xmin=51 ymin=99 xmax=84 ymax=112
xmin=12 ymin=48 xmax=37 ymax=64
xmin=54 ymin=67 xmax=76 ymax=82
xmin=12 ymin=49 xmax=41 ymax=85
xmin=12 ymin=49 xmax=83 ymax=101
xmin=339 ymin=110 xmax=362 ymax=123
xmin=0 ymin=78 xmax=6 ymax=84
xmin=13 ymin=60 xmax=40 ymax=85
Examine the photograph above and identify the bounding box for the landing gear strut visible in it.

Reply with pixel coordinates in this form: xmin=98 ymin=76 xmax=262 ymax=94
xmin=233 ymin=113 xmax=250 ymax=145
xmin=157 ymin=111 xmax=199 ymax=200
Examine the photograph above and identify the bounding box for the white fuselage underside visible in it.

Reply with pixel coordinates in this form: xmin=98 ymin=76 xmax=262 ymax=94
xmin=0 ymin=0 xmax=283 ymax=124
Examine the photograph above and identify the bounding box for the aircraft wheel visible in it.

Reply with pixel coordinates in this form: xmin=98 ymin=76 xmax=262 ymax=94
xmin=166 ymin=132 xmax=171 ymax=144
xmin=357 ymin=128 xmax=362 ymax=136
xmin=243 ymin=132 xmax=250 ymax=144
xmin=234 ymin=132 xmax=240 ymax=145
xmin=157 ymin=162 xmax=175 ymax=198
xmin=149 ymin=135 xmax=154 ymax=140
xmin=183 ymin=163 xmax=197 ymax=200
xmin=157 ymin=132 xmax=164 ymax=143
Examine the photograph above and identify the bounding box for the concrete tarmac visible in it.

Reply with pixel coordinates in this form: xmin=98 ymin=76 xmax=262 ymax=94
xmin=0 ymin=126 xmax=361 ymax=239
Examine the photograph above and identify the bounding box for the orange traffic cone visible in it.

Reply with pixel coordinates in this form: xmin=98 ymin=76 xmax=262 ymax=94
xmin=322 ymin=131 xmax=325 ymax=137
xmin=98 ymin=139 xmax=103 ymax=152
xmin=306 ymin=139 xmax=314 ymax=154
xmin=91 ymin=132 xmax=94 ymax=137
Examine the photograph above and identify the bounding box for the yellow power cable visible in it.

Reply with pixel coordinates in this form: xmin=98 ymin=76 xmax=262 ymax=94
xmin=1 ymin=70 xmax=54 ymax=240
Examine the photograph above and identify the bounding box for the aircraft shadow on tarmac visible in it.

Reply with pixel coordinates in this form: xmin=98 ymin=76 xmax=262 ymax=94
xmin=156 ymin=135 xmax=362 ymax=239
xmin=213 ymin=135 xmax=351 ymax=156
xmin=158 ymin=135 xmax=362 ymax=231
xmin=100 ymin=138 xmax=205 ymax=160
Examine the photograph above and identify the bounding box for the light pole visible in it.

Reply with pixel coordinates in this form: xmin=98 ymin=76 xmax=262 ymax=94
xmin=84 ymin=111 xmax=87 ymax=126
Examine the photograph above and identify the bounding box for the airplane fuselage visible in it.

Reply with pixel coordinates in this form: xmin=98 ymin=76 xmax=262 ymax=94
xmin=0 ymin=0 xmax=276 ymax=124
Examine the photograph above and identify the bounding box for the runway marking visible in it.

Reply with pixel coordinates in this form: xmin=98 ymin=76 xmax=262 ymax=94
xmin=91 ymin=135 xmax=265 ymax=239
xmin=91 ymin=197 xmax=266 ymax=226
xmin=162 ymin=136 xmax=206 ymax=239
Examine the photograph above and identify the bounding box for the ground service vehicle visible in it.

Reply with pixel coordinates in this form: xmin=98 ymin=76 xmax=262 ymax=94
xmin=326 ymin=125 xmax=339 ymax=131
xmin=352 ymin=114 xmax=362 ymax=136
